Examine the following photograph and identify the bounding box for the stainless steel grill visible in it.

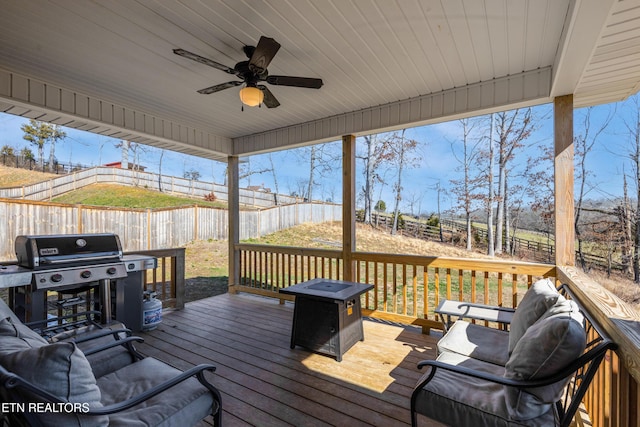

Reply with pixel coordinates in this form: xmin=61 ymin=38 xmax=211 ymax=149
xmin=14 ymin=234 xmax=128 ymax=290
xmin=0 ymin=233 xmax=157 ymax=339
xmin=0 ymin=234 xmax=136 ymax=330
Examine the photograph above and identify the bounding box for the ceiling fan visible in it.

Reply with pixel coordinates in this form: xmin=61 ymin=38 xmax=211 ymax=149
xmin=173 ymin=36 xmax=323 ymax=109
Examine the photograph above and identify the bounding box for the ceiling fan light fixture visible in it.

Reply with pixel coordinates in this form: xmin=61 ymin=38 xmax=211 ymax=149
xmin=239 ymin=86 xmax=264 ymax=107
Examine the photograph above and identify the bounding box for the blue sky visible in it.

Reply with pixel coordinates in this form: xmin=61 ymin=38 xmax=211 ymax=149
xmin=0 ymin=93 xmax=637 ymax=215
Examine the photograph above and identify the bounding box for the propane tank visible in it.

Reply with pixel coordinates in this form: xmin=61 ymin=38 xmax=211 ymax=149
xmin=142 ymin=290 xmax=162 ymax=331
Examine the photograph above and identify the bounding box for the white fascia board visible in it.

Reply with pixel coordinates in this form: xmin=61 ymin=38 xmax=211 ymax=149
xmin=550 ymin=0 xmax=617 ymax=99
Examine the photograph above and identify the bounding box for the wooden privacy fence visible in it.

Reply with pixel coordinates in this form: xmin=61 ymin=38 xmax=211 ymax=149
xmin=0 ymin=165 xmax=301 ymax=207
xmin=0 ymin=198 xmax=341 ymax=261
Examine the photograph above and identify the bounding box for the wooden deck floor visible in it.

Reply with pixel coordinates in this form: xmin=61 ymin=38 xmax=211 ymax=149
xmin=136 ymin=292 xmax=442 ymax=427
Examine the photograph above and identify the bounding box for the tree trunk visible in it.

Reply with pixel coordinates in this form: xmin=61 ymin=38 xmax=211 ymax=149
xmin=48 ymin=140 xmax=56 ymax=172
xmin=363 ymin=136 xmax=374 ymax=224
xmin=504 ymin=175 xmax=511 ymax=255
xmin=391 ymin=130 xmax=406 ymax=235
xmin=121 ymin=140 xmax=129 ymax=170
xmin=634 ymin=109 xmax=640 ymax=282
xmin=307 ymin=145 xmax=317 ymax=201
xmin=495 ymin=162 xmax=505 ymax=254
xmin=487 ymin=113 xmax=495 ymax=256
xmin=621 ymin=172 xmax=632 ymax=275
xmin=37 ymin=143 xmax=44 ymax=171
xmin=158 ymin=149 xmax=164 ymax=192
xmin=268 ymin=154 xmax=279 ymax=205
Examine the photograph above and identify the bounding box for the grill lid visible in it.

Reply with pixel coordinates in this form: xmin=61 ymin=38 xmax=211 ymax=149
xmin=15 ymin=234 xmax=123 ymax=269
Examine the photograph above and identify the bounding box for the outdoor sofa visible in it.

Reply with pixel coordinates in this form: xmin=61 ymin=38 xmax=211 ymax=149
xmin=411 ymin=278 xmax=616 ymax=426
xmin=0 ymin=297 xmax=222 ymax=426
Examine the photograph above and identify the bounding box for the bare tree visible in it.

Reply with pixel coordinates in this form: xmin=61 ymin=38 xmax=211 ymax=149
xmin=404 ymin=191 xmax=423 ymax=218
xmin=486 ymin=113 xmax=496 ymax=256
xmin=449 ymin=118 xmax=483 ymax=250
xmin=129 ymin=142 xmax=147 ymax=172
xmin=239 ymin=157 xmax=271 ymax=184
xmin=526 ymin=143 xmax=555 ymax=260
xmin=493 ymin=108 xmax=534 ymax=254
xmin=307 ymin=145 xmax=318 ymax=201
xmin=158 ymin=149 xmax=165 ymax=191
xmin=623 ymin=98 xmax=640 ymax=282
xmin=389 ymin=129 xmax=419 ymax=235
xmin=357 ymin=134 xmax=395 ymax=224
xmin=120 ymin=140 xmax=130 ymax=169
xmin=268 ymin=153 xmax=280 ymax=204
xmin=574 ymin=106 xmax=614 ymax=270
xmin=47 ymin=124 xmax=66 ymax=172
xmin=618 ymin=171 xmax=633 ymax=276
xmin=295 ymin=143 xmax=340 ymax=201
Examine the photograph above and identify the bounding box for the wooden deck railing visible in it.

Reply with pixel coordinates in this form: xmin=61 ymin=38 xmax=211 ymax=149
xmin=236 ymin=244 xmax=343 ymax=299
xmin=236 ymin=244 xmax=555 ymax=330
xmin=557 ymin=266 xmax=640 ymax=427
xmin=235 ymin=243 xmax=640 ymax=426
xmin=352 ymin=252 xmax=556 ymax=331
xmin=125 ymin=248 xmax=185 ymax=309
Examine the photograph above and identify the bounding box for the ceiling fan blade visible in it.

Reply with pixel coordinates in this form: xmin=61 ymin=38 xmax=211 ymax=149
xmin=258 ymin=85 xmax=280 ymax=108
xmin=173 ymin=48 xmax=237 ymax=75
xmin=249 ymin=36 xmax=281 ymax=74
xmin=197 ymin=81 xmax=242 ymax=94
xmin=266 ymin=75 xmax=323 ymax=89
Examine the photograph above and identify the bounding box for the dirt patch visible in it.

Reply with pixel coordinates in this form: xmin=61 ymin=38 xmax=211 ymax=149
xmin=183 ymin=239 xmax=229 ymax=302
xmin=185 ymin=276 xmax=228 ymax=302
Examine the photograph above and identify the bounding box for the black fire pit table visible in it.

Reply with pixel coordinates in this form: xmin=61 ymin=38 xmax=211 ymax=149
xmin=279 ymin=278 xmax=373 ymax=362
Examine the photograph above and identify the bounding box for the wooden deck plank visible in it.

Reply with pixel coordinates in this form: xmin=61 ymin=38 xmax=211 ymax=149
xmin=136 ymin=292 xmax=440 ymax=426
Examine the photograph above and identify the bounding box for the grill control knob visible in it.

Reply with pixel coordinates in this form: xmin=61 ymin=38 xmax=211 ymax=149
xmin=80 ymin=270 xmax=92 ymax=279
xmin=50 ymin=273 xmax=63 ymax=283
xmin=106 ymin=267 xmax=118 ymax=275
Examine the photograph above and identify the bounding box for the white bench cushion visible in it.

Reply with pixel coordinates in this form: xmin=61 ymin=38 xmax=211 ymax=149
xmin=437 ymin=320 xmax=510 ymax=366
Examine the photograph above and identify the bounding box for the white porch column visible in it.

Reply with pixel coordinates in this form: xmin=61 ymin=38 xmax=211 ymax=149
xmin=554 ymin=94 xmax=575 ymax=267
xmin=228 ymin=155 xmax=240 ymax=292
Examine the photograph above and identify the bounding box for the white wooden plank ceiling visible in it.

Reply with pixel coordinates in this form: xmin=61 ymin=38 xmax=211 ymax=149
xmin=0 ymin=0 xmax=638 ymax=160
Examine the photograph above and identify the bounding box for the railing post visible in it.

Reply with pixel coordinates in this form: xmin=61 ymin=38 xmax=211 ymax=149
xmin=174 ymin=247 xmax=185 ymax=309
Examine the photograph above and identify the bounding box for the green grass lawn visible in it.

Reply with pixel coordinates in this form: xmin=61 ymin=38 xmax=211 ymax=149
xmin=52 ymin=183 xmax=227 ymax=209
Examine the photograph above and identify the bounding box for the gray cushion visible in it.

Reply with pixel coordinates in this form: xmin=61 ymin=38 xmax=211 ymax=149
xmin=0 ymin=317 xmax=48 ymax=353
xmin=437 ymin=320 xmax=510 ymax=366
xmin=0 ymin=341 xmax=107 ymax=427
xmin=508 ymin=278 xmax=563 ymax=353
xmin=504 ymin=300 xmax=586 ymax=420
xmin=69 ymin=324 xmax=137 ymax=379
xmin=414 ymin=351 xmax=555 ymax=426
xmin=0 ymin=298 xmax=22 ymax=324
xmin=97 ymin=357 xmax=216 ymax=427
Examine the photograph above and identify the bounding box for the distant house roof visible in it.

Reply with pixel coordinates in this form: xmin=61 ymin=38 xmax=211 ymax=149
xmin=104 ymin=161 xmax=146 ymax=172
